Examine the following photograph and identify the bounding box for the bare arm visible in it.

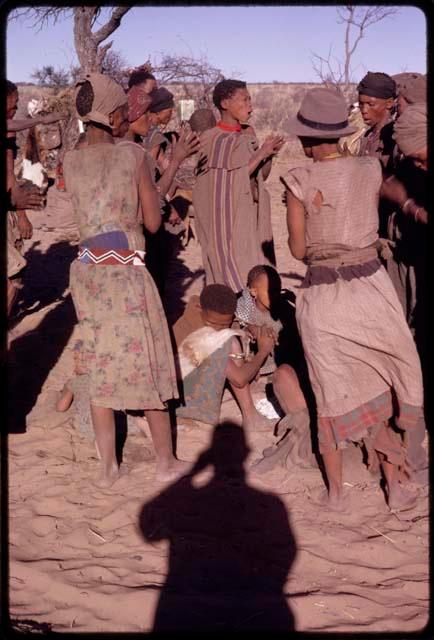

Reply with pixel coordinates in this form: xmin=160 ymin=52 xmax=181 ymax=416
xmin=138 ymin=156 xmax=162 ymax=233
xmin=225 ymin=329 xmax=274 ymax=388
xmin=248 ymin=135 xmax=285 ymax=176
xmin=286 ymin=188 xmax=306 ymax=260
xmin=56 ymin=387 xmax=74 ymax=412
xmin=7 ymin=112 xmax=64 ymax=132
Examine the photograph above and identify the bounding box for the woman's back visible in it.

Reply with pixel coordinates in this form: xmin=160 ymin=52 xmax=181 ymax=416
xmin=285 ymin=156 xmax=382 ymax=249
xmin=64 ymin=142 xmax=144 ymax=246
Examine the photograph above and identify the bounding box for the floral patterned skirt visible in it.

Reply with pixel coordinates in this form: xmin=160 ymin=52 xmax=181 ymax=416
xmin=69 ymin=260 xmax=179 ymax=410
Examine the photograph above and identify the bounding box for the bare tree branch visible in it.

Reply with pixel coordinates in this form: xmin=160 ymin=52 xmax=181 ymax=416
xmin=11 ymin=6 xmax=131 ymax=74
xmin=139 ymin=53 xmax=224 ymax=108
xmin=9 ymin=7 xmax=73 ymax=33
xmin=312 ymin=5 xmax=399 ymax=88
xmin=92 ymin=7 xmax=131 ymax=45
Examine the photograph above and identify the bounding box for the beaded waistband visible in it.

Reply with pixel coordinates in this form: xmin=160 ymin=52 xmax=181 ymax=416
xmin=77 ymin=247 xmax=146 ymax=266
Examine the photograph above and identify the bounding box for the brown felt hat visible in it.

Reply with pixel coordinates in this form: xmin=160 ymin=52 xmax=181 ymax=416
xmin=288 ymin=88 xmax=357 ymax=139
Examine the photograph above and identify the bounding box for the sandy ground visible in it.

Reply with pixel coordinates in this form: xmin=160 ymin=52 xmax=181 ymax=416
xmin=8 ymin=158 xmax=429 ymax=633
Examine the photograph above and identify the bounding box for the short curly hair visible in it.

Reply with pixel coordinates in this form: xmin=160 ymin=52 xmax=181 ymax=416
xmin=189 ymin=108 xmax=216 ymax=133
xmin=76 ymin=80 xmax=94 ymax=117
xmin=247 ymin=264 xmax=282 ymax=292
xmin=6 ymin=80 xmax=18 ymax=96
xmin=213 ymin=79 xmax=247 ymax=111
xmin=128 ymin=70 xmax=156 ymax=90
xmin=199 ymin=284 xmax=237 ymax=315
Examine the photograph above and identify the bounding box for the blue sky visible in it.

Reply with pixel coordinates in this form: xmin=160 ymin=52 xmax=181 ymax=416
xmin=6 ymin=5 xmax=427 ymax=83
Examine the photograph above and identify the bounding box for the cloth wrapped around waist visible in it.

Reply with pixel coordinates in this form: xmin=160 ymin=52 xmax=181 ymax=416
xmin=78 ymin=230 xmax=146 ymax=266
xmin=305 ymin=239 xmax=392 ymax=267
xmin=301 ymin=240 xmax=392 ymax=287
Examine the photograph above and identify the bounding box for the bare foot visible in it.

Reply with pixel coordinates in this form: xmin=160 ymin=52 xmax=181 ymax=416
xmin=95 ymin=463 xmax=127 ymax=489
xmin=155 ymin=459 xmax=192 ymax=483
xmin=243 ymin=411 xmax=277 ymax=433
xmin=309 ymin=487 xmax=349 ymax=513
xmin=388 ymin=484 xmax=418 ymax=511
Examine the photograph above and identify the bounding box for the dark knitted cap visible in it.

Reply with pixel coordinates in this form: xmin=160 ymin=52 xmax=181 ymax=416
xmin=357 ymin=71 xmax=397 ymax=99
xmin=149 ymin=87 xmax=175 ymax=113
xmin=357 ymin=72 xmax=396 ymax=99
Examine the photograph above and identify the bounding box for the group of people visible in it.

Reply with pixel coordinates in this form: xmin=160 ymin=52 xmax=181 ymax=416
xmin=6 ymin=67 xmax=428 ymax=513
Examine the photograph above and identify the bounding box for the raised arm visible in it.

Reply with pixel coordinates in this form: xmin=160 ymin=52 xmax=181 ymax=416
xmin=7 ymin=112 xmax=65 ymax=133
xmin=248 ymin=134 xmax=285 ymax=176
xmin=156 ymin=128 xmax=199 ymax=198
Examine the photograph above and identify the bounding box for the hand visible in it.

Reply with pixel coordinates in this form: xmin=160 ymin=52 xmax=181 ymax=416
xmin=16 ymin=211 xmax=33 ymax=239
xmin=256 ymin=325 xmax=276 ymax=355
xmin=260 ymin=134 xmax=285 ymax=159
xmin=10 ymin=183 xmax=45 ymax=210
xmin=245 ymin=323 xmax=260 ymax=341
xmin=172 ymin=128 xmax=200 ymax=163
xmin=40 ymin=111 xmax=66 ymax=125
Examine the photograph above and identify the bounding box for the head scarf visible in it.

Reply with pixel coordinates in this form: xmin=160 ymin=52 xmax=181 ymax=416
xmin=357 ymin=72 xmax=396 ymax=99
xmin=398 ymin=75 xmax=426 ymax=105
xmin=127 ymin=86 xmax=152 ymax=122
xmin=149 ymin=87 xmax=175 ymax=113
xmin=393 ymin=103 xmax=426 ymax=155
xmin=76 ymin=73 xmax=127 ymax=129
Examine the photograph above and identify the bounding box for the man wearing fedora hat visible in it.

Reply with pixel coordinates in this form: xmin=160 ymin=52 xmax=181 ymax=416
xmin=280 ymin=87 xmax=425 ymax=512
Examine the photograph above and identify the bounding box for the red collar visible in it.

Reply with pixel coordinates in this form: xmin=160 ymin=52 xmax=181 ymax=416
xmin=217 ymin=121 xmax=241 ymax=132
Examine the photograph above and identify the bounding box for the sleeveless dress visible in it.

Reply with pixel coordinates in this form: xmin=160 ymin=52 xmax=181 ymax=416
xmin=281 ymin=156 xmax=424 ymax=462
xmin=63 ymin=142 xmax=178 ymax=410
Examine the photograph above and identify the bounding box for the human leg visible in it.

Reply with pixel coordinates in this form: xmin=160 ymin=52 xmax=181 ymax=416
xmin=403 ymin=417 xmax=427 ymax=476
xmin=272 ymin=364 xmax=307 ymax=414
xmin=320 ymin=448 xmax=343 ymax=508
xmin=372 ymin=420 xmax=419 ymax=509
xmin=230 ymin=382 xmax=276 ymax=432
xmin=144 ymin=409 xmax=191 ymax=482
xmin=377 ymin=452 xmax=417 ymax=510
xmin=90 ymin=404 xmax=120 ymax=487
xmin=225 ymin=338 xmax=275 ymax=431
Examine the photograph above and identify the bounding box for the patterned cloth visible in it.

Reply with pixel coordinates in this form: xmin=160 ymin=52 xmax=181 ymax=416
xmin=63 ymin=142 xmax=179 ymax=411
xmin=64 ymin=374 xmax=141 ymax=438
xmin=235 ymin=288 xmax=282 ymax=376
xmin=281 ymin=156 xmax=424 ymax=456
xmin=176 ymin=339 xmax=233 ymax=425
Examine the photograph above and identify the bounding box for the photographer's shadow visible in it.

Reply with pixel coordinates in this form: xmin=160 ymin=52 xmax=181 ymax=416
xmin=138 ymin=422 xmax=296 ymax=632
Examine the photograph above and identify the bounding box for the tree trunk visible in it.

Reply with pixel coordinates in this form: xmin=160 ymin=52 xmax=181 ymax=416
xmin=73 ymin=7 xmax=100 ymax=74
xmin=73 ymin=6 xmax=132 ymax=76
